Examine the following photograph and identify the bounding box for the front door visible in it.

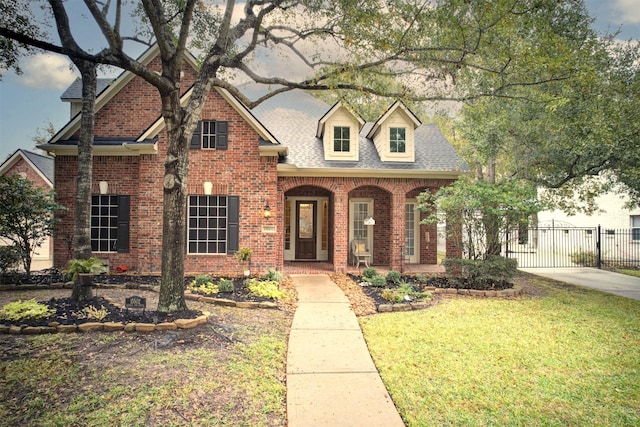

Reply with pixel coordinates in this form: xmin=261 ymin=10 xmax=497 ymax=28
xmin=296 ymin=201 xmax=317 ymax=259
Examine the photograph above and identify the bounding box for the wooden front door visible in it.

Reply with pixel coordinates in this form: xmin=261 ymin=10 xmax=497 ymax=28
xmin=296 ymin=201 xmax=317 ymax=259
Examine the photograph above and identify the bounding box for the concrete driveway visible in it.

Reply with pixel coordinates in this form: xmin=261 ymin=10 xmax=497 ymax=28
xmin=520 ymin=267 xmax=640 ymax=300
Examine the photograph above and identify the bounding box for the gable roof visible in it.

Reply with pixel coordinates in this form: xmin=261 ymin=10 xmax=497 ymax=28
xmin=316 ymin=100 xmax=365 ymax=138
xmin=60 ymin=78 xmax=112 ymax=101
xmin=0 ymin=149 xmax=54 ymax=186
xmin=365 ymin=100 xmax=422 ymax=140
xmin=246 ymin=86 xmax=469 ymax=178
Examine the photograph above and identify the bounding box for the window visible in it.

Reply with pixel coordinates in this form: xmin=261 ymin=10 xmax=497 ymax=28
xmin=632 ymin=215 xmax=640 ymax=241
xmin=333 ymin=126 xmax=350 ymax=152
xmin=91 ymin=195 xmax=129 ymax=253
xmin=190 ymin=120 xmax=228 ymax=150
xmin=187 ymin=195 xmax=239 ymax=254
xmin=390 ymin=127 xmax=406 ymax=153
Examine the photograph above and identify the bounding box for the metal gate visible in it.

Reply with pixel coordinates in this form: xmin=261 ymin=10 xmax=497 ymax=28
xmin=503 ymin=225 xmax=640 ymax=268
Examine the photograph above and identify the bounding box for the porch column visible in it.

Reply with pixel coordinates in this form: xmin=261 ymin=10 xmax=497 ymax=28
xmin=333 ymin=190 xmax=349 ymax=273
xmin=445 ymin=210 xmax=463 ymax=259
xmin=390 ymin=192 xmax=406 ymax=271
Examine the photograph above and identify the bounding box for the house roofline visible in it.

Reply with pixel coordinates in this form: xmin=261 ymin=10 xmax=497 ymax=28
xmin=0 ymin=149 xmax=53 ymax=187
xmin=37 ymin=142 xmax=157 ymax=157
xmin=277 ymin=164 xmax=468 ymax=179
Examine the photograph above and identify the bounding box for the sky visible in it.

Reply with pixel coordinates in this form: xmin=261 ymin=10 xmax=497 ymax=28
xmin=1 ymin=0 xmax=640 ymax=162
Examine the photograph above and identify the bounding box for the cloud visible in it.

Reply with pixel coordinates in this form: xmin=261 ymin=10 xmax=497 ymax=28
xmin=613 ymin=0 xmax=640 ymax=24
xmin=19 ymin=54 xmax=77 ymax=89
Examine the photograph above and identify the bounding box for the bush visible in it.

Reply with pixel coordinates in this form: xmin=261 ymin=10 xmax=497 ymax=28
xmin=217 ymin=278 xmax=235 ymax=293
xmin=570 ymin=250 xmax=597 ymax=266
xmin=386 ymin=270 xmax=402 ymax=285
xmin=369 ymin=274 xmax=387 ymax=287
xmin=0 ymin=299 xmax=55 ymax=322
xmin=263 ymin=268 xmax=283 ymax=282
xmin=189 ymin=275 xmax=219 ymax=295
xmin=0 ymin=246 xmax=20 ymax=273
xmin=246 ymin=278 xmax=287 ymax=300
xmin=443 ymin=256 xmax=517 ymax=289
xmin=362 ymin=267 xmax=377 ymax=279
xmin=381 ymin=283 xmax=432 ymax=303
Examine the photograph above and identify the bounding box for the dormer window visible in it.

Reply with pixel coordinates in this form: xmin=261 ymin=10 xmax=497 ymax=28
xmin=334 ymin=126 xmax=351 ymax=152
xmin=390 ymin=127 xmax=406 ymax=153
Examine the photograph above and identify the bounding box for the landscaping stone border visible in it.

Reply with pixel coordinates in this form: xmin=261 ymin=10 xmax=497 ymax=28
xmin=376 ymin=284 xmax=524 ymax=313
xmin=0 ymin=282 xmax=278 ymax=335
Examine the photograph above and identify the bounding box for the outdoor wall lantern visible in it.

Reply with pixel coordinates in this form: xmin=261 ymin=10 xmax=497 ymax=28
xmin=203 ymin=181 xmax=213 ymax=195
xmin=99 ymin=181 xmax=109 ymax=195
xmin=263 ymin=202 xmax=272 ymax=219
xmin=364 ymin=216 xmax=375 ymax=226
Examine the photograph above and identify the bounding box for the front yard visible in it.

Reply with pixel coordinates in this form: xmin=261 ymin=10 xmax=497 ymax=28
xmin=360 ymin=273 xmax=640 ymax=426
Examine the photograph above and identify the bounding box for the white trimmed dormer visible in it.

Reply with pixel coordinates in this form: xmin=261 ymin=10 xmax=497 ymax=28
xmin=317 ymin=102 xmax=364 ymax=161
xmin=366 ymin=101 xmax=421 ymax=163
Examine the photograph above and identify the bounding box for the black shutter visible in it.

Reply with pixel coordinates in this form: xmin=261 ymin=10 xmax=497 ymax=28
xmin=227 ymin=195 xmax=239 ymax=254
xmin=190 ymin=121 xmax=202 ymax=149
xmin=116 ymin=195 xmax=130 ymax=253
xmin=216 ymin=121 xmax=228 ymax=150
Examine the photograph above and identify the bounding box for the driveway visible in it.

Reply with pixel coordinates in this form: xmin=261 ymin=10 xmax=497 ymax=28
xmin=520 ymin=267 xmax=640 ymax=300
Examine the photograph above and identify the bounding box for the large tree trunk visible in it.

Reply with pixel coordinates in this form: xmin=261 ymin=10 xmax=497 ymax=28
xmin=71 ymin=60 xmax=96 ymax=302
xmin=157 ymin=92 xmax=190 ymax=312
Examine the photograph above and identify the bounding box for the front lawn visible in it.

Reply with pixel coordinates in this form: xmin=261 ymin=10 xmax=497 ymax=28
xmin=360 ymin=273 xmax=640 ymax=426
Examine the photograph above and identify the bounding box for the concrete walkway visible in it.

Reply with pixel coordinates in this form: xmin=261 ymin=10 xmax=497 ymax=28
xmin=287 ymin=274 xmax=405 ymax=427
xmin=520 ymin=267 xmax=640 ymax=300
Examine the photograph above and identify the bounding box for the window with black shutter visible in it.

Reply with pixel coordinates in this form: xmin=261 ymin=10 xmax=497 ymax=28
xmin=187 ymin=195 xmax=239 ymax=254
xmin=90 ymin=195 xmax=130 ymax=253
xmin=190 ymin=120 xmax=229 ymax=150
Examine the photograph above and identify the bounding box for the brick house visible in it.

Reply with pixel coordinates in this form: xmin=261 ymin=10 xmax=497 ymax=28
xmin=0 ymin=149 xmax=55 ymax=268
xmin=38 ymin=45 xmax=468 ymax=275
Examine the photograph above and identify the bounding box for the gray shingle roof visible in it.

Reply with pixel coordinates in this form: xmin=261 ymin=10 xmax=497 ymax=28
xmin=19 ymin=149 xmax=54 ymax=184
xmin=60 ymin=78 xmax=113 ymax=100
xmin=246 ymin=85 xmax=468 ymax=173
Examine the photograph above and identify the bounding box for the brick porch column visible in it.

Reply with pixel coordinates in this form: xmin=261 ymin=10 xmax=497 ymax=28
xmin=333 ymin=190 xmax=349 ymax=273
xmin=389 ymin=192 xmax=406 ymax=271
xmin=445 ymin=210 xmax=463 ymax=260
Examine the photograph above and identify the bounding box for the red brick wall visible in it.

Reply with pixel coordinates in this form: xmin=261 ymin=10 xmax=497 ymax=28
xmin=4 ymin=157 xmax=51 ymax=189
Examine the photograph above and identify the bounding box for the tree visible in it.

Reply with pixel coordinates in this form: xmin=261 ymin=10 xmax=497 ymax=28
xmin=1 ymin=0 xmax=608 ymax=311
xmin=0 ymin=174 xmax=65 ymax=277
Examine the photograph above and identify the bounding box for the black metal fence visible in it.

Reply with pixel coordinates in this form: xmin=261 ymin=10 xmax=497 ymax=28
xmin=503 ymin=225 xmax=640 ymax=269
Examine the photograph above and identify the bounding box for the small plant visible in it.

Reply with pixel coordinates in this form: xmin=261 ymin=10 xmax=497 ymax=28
xmin=380 ymin=283 xmax=432 ymax=303
xmin=217 ymin=278 xmax=235 ymax=293
xmin=263 ymin=268 xmax=283 ymax=282
xmin=65 ymin=257 xmax=108 ymax=281
xmin=246 ymin=278 xmax=287 ymax=300
xmin=386 ymin=270 xmax=402 ymax=285
xmin=362 ymin=267 xmax=377 ymax=279
xmin=369 ymin=274 xmax=387 ymax=287
xmin=188 ymin=275 xmax=219 ymax=295
xmin=0 ymin=299 xmax=55 ymax=322
xmin=83 ymin=305 xmax=109 ymax=321
xmin=235 ymin=247 xmax=253 ymax=262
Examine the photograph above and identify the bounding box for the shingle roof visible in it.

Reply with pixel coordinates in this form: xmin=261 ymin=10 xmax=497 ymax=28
xmin=60 ymin=78 xmax=113 ymax=101
xmin=20 ymin=150 xmax=54 ymax=183
xmin=245 ymin=85 xmax=469 ymax=173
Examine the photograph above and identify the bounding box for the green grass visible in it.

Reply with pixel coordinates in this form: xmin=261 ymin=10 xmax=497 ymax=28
xmin=0 ymin=304 xmax=290 ymax=426
xmin=360 ymin=275 xmax=640 ymax=426
xmin=614 ymin=268 xmax=640 ymax=278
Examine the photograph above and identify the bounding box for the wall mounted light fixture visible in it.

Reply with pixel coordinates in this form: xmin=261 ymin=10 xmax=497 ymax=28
xmin=203 ymin=181 xmax=213 ymax=195
xmin=99 ymin=181 xmax=109 ymax=195
xmin=263 ymin=202 xmax=272 ymax=219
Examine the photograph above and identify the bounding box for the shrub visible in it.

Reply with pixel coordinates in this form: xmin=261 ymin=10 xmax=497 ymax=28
xmin=369 ymin=274 xmax=387 ymax=287
xmin=0 ymin=299 xmax=55 ymax=322
xmin=217 ymin=278 xmax=235 ymax=293
xmin=570 ymin=250 xmax=597 ymax=266
xmin=386 ymin=270 xmax=402 ymax=285
xmin=362 ymin=267 xmax=377 ymax=279
xmin=443 ymin=256 xmax=517 ymax=289
xmin=381 ymin=283 xmax=432 ymax=303
xmin=83 ymin=305 xmax=109 ymax=321
xmin=189 ymin=275 xmax=219 ymax=295
xmin=263 ymin=268 xmax=283 ymax=282
xmin=0 ymin=246 xmax=20 ymax=273
xmin=246 ymin=278 xmax=287 ymax=300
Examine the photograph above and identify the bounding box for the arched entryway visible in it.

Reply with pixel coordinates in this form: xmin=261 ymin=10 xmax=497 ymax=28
xmin=283 ymin=186 xmax=333 ymax=262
